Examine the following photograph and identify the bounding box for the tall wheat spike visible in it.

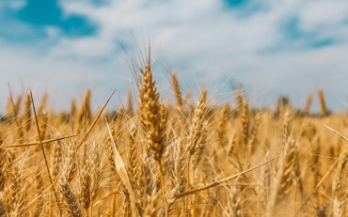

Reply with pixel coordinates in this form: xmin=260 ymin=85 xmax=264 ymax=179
xmin=240 ymin=100 xmax=249 ymax=147
xmin=128 ymin=124 xmax=138 ymax=192
xmin=78 ymin=89 xmax=92 ymax=125
xmin=267 ymin=138 xmax=297 ymax=217
xmin=23 ymin=92 xmax=32 ymax=132
xmin=172 ymin=72 xmax=183 ymax=111
xmin=139 ymin=62 xmax=166 ymax=164
xmin=303 ymin=93 xmax=313 ymax=115
xmin=139 ymin=58 xmax=168 ymax=216
xmin=318 ymin=89 xmax=328 ymax=117
xmin=332 ymin=146 xmax=348 ymax=217
xmin=37 ymin=92 xmax=48 ymax=116
xmin=185 ymin=89 xmax=207 ymax=217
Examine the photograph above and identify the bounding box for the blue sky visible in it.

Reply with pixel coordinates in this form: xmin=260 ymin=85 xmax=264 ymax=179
xmin=1 ymin=0 xmax=348 ymax=113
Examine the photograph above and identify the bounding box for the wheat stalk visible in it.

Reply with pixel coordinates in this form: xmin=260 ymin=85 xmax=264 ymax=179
xmin=139 ymin=61 xmax=168 ymax=216
xmin=318 ymin=89 xmax=328 ymax=117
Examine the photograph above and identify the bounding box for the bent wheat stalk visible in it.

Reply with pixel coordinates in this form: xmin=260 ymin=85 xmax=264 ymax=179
xmin=169 ymin=156 xmax=279 ymax=205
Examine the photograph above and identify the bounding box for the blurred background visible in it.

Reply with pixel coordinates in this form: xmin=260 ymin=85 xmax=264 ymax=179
xmin=1 ymin=0 xmax=348 ymax=113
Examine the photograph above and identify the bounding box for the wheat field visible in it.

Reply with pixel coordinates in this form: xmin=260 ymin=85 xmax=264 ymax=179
xmin=0 ymin=60 xmax=347 ymax=217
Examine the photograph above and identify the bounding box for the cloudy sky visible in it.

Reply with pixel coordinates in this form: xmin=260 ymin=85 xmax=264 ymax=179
xmin=1 ymin=0 xmax=348 ymax=113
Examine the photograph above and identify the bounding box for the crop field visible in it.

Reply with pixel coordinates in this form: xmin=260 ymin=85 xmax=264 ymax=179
xmin=0 ymin=60 xmax=347 ymax=217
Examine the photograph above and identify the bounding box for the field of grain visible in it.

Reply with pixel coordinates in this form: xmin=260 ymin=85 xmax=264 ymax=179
xmin=0 ymin=60 xmax=347 ymax=217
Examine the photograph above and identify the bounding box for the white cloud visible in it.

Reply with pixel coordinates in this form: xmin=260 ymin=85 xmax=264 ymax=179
xmin=45 ymin=26 xmax=61 ymax=39
xmin=49 ymin=36 xmax=117 ymax=58
xmin=298 ymin=1 xmax=348 ymax=32
xmin=59 ymin=0 xmax=334 ymax=57
xmin=0 ymin=0 xmax=26 ymax=11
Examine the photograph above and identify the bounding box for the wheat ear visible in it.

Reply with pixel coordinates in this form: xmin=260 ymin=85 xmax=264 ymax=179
xmin=185 ymin=89 xmax=207 ymax=217
xmin=139 ymin=61 xmax=168 ymax=216
xmin=139 ymin=63 xmax=166 ymax=164
xmin=128 ymin=124 xmax=138 ymax=198
xmin=303 ymin=93 xmax=313 ymax=115
xmin=59 ymin=179 xmax=82 ymax=217
xmin=240 ymin=100 xmax=249 ymax=147
xmin=37 ymin=92 xmax=48 ymax=116
xmin=172 ymin=72 xmax=183 ymax=111
xmin=78 ymin=89 xmax=92 ymax=125
xmin=267 ymin=138 xmax=297 ymax=217
xmin=318 ymin=89 xmax=328 ymax=117
xmin=23 ymin=91 xmax=32 ymax=132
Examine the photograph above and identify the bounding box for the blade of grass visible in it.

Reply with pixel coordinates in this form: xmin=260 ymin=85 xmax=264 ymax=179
xmin=168 ymin=156 xmax=279 ymax=205
xmin=30 ymin=90 xmax=62 ymax=216
xmin=0 ymin=135 xmax=75 ymax=149
xmin=324 ymin=124 xmax=348 ymax=143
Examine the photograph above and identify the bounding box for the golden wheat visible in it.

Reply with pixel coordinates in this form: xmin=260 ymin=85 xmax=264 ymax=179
xmin=0 ymin=57 xmax=347 ymax=217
